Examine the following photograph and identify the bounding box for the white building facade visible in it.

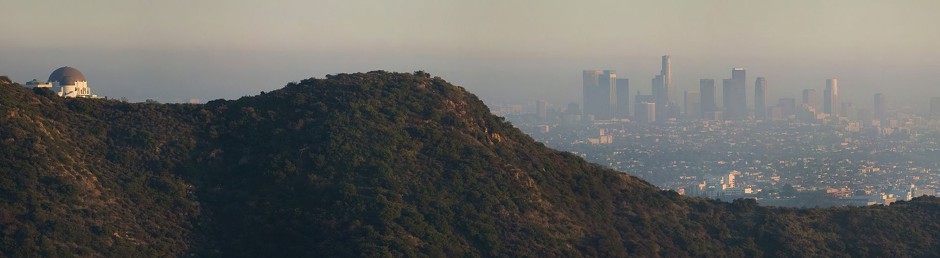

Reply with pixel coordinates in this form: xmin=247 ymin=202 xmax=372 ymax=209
xmin=25 ymin=66 xmax=98 ymax=98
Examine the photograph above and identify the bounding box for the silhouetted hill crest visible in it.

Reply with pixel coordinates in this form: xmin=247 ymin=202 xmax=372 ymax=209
xmin=2 ymin=71 xmax=940 ymax=257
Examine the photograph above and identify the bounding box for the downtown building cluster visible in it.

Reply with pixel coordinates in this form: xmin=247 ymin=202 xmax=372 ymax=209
xmin=580 ymin=55 xmax=869 ymax=125
xmin=500 ymin=55 xmax=940 ymax=208
xmin=581 ymin=55 xmax=680 ymax=123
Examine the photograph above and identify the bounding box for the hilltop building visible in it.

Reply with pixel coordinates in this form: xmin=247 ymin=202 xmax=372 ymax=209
xmin=25 ymin=66 xmax=98 ymax=98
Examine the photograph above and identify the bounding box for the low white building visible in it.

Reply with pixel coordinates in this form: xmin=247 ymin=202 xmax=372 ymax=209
xmin=25 ymin=66 xmax=98 ymax=98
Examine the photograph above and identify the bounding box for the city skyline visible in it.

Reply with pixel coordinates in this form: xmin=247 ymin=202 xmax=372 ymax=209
xmin=575 ymin=56 xmax=940 ymax=120
xmin=571 ymin=56 xmax=920 ymax=122
xmin=582 ymin=70 xmax=618 ymax=120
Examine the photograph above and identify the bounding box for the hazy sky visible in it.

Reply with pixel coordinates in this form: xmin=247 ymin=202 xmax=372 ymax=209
xmin=2 ymin=0 xmax=940 ymax=109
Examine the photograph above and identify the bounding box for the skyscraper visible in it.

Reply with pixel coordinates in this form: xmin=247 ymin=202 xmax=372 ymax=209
xmin=802 ymin=89 xmax=817 ymax=108
xmin=636 ymin=102 xmax=655 ymax=124
xmin=873 ymin=93 xmax=886 ymax=120
xmin=732 ymin=68 xmax=746 ymax=81
xmin=684 ymin=90 xmax=701 ymax=119
xmin=778 ymin=98 xmax=796 ymax=118
xmin=662 ymin=55 xmax=674 ymax=104
xmin=722 ymin=78 xmax=733 ymax=118
xmin=566 ymin=103 xmax=581 ymax=115
xmin=582 ymin=70 xmax=617 ymax=120
xmin=824 ymin=79 xmax=839 ymax=117
xmin=858 ymin=108 xmax=874 ymax=126
xmin=931 ymin=97 xmax=940 ymax=117
xmin=722 ymin=68 xmax=747 ymax=120
xmin=700 ymin=79 xmax=717 ymax=119
xmin=652 ymin=55 xmax=677 ymax=122
xmin=635 ymin=94 xmax=655 ymax=124
xmin=600 ymin=70 xmax=617 ymax=119
xmin=755 ymin=77 xmax=767 ymax=120
xmin=536 ymin=100 xmax=548 ymax=121
xmin=616 ymin=78 xmax=630 ymax=118
xmin=652 ymin=75 xmax=665 ymax=121
xmin=651 ymin=75 xmax=663 ymax=100
xmin=841 ymin=102 xmax=855 ymax=120
xmin=583 ymin=70 xmax=601 ymax=119
xmin=767 ymin=98 xmax=796 ymax=122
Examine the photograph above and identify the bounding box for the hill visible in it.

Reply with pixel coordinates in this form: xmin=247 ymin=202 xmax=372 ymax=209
xmin=2 ymin=72 xmax=940 ymax=257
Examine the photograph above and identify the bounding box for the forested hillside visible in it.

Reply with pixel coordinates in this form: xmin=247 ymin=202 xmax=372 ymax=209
xmin=2 ymin=72 xmax=940 ymax=257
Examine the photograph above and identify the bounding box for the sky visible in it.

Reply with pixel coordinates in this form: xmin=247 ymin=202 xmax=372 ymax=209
xmin=2 ymin=0 xmax=940 ymax=109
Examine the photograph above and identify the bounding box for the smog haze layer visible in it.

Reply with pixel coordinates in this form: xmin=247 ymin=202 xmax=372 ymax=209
xmin=2 ymin=0 xmax=939 ymax=107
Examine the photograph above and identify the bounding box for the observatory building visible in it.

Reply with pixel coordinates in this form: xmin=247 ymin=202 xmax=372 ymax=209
xmin=25 ymin=66 xmax=98 ymax=98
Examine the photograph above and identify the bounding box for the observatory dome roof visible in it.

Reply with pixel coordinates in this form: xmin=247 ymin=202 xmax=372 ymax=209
xmin=48 ymin=66 xmax=86 ymax=85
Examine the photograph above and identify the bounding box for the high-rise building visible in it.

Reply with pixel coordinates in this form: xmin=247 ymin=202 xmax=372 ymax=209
xmin=778 ymin=98 xmax=796 ymax=118
xmin=651 ymin=55 xmax=678 ymax=122
xmin=755 ymin=77 xmax=767 ymax=120
xmin=652 ymin=75 xmax=664 ymax=98
xmin=858 ymin=108 xmax=874 ymax=126
xmin=684 ymin=91 xmax=701 ymax=119
xmin=873 ymin=93 xmax=886 ymax=120
xmin=700 ymin=79 xmax=717 ymax=119
xmin=582 ymin=70 xmax=617 ymax=120
xmin=931 ymin=97 xmax=940 ymax=117
xmin=566 ymin=103 xmax=581 ymax=115
xmin=536 ymin=100 xmax=548 ymax=121
xmin=732 ymin=68 xmax=746 ymax=80
xmin=662 ymin=55 xmax=674 ymax=105
xmin=652 ymin=75 xmax=665 ymax=121
xmin=767 ymin=98 xmax=796 ymax=122
xmin=635 ymin=92 xmax=647 ymax=100
xmin=841 ymin=102 xmax=855 ymax=120
xmin=767 ymin=106 xmax=785 ymax=121
xmin=722 ymin=79 xmax=733 ymax=118
xmin=635 ymin=94 xmax=654 ymax=108
xmin=583 ymin=70 xmax=601 ymax=118
xmin=824 ymin=79 xmax=839 ymax=117
xmin=635 ymin=94 xmax=655 ymax=124
xmin=600 ymin=70 xmax=617 ymax=119
xmin=616 ymin=78 xmax=630 ymax=118
xmin=798 ymin=103 xmax=818 ymax=123
xmin=722 ymin=68 xmax=747 ymax=120
xmin=652 ymin=74 xmax=664 ymax=109
xmin=635 ymin=101 xmax=656 ymax=124
xmin=802 ymin=89 xmax=817 ymax=108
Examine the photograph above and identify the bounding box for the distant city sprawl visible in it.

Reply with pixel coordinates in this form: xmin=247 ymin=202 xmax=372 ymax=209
xmin=498 ymin=58 xmax=940 ymax=208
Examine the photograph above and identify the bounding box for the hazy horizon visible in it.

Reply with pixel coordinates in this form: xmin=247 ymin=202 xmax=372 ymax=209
xmin=2 ymin=0 xmax=939 ymax=110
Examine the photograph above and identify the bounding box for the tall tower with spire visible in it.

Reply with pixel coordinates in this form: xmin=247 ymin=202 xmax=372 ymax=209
xmin=652 ymin=55 xmax=677 ymax=121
